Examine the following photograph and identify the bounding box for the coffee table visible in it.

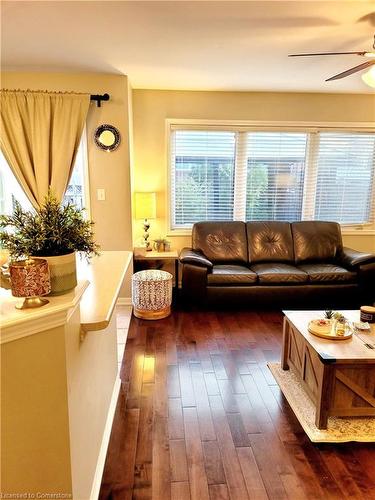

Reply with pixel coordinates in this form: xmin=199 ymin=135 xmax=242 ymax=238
xmin=282 ymin=310 xmax=375 ymax=429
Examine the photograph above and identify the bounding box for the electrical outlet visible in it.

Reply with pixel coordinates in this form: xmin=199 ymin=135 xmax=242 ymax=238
xmin=97 ymin=189 xmax=106 ymax=201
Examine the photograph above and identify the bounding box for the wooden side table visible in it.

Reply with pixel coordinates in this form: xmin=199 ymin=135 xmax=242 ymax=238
xmin=133 ymin=250 xmax=179 ymax=290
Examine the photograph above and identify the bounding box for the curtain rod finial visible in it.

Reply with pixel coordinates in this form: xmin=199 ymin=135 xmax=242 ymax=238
xmin=90 ymin=93 xmax=110 ymax=107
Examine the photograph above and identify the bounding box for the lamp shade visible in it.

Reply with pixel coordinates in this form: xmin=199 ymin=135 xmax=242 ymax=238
xmin=135 ymin=192 xmax=156 ymax=219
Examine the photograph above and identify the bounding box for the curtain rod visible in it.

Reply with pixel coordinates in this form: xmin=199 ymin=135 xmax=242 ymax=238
xmin=90 ymin=93 xmax=110 ymax=107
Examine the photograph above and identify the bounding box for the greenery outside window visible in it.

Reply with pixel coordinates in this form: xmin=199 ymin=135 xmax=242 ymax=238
xmin=169 ymin=125 xmax=375 ymax=230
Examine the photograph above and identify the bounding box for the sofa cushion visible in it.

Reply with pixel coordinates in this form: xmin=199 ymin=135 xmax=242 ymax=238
xmin=207 ymin=264 xmax=257 ymax=285
xmin=250 ymin=263 xmax=308 ymax=284
xmin=292 ymin=221 xmax=343 ymax=264
xmin=298 ymin=263 xmax=356 ymax=283
xmin=247 ymin=221 xmax=294 ymax=263
xmin=193 ymin=221 xmax=248 ymax=264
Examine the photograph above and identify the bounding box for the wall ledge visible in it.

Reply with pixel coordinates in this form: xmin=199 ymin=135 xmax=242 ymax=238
xmin=342 ymin=230 xmax=375 ymax=236
xmin=0 ymin=281 xmax=89 ymax=345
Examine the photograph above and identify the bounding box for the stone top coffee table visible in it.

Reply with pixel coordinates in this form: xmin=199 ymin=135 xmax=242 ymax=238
xmin=282 ymin=310 xmax=375 ymax=429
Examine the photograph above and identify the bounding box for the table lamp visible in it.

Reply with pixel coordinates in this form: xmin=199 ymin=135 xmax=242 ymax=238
xmin=135 ymin=192 xmax=156 ymax=251
xmin=9 ymin=258 xmax=51 ymax=309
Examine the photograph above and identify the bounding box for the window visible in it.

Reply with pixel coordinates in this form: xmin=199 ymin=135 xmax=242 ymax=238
xmin=169 ymin=125 xmax=375 ymax=230
xmin=171 ymin=130 xmax=236 ymax=227
xmin=0 ymin=155 xmax=33 ymax=214
xmin=62 ymin=132 xmax=89 ymax=212
xmin=245 ymin=132 xmax=307 ymax=221
xmin=314 ymin=133 xmax=375 ymax=224
xmin=0 ymin=132 xmax=89 ymax=215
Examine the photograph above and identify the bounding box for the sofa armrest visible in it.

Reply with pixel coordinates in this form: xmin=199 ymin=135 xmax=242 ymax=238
xmin=179 ymin=248 xmax=213 ymax=269
xmin=339 ymin=247 xmax=375 ymax=268
xmin=181 ymin=263 xmax=208 ymax=303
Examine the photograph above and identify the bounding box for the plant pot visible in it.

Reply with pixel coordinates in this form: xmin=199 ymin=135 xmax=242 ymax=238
xmin=33 ymin=252 xmax=77 ymax=295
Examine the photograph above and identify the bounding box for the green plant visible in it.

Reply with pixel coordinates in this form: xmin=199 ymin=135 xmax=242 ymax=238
xmin=0 ymin=193 xmax=100 ymax=260
xmin=333 ymin=311 xmax=346 ymax=322
xmin=324 ymin=310 xmax=346 ymax=322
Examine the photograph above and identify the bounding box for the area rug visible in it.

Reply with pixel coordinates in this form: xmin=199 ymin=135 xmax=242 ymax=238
xmin=268 ymin=362 xmax=375 ymax=443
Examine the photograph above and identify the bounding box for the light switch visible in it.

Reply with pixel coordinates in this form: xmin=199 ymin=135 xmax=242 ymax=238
xmin=97 ymin=189 xmax=106 ymax=201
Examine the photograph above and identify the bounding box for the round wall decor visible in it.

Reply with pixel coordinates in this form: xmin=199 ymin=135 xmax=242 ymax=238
xmin=94 ymin=124 xmax=121 ymax=152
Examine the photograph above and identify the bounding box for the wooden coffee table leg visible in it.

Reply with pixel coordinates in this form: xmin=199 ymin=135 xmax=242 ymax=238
xmin=315 ymin=364 xmax=334 ymax=429
xmin=281 ymin=317 xmax=290 ymax=370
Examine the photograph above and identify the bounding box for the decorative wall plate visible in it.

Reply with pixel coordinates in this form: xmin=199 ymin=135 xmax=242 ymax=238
xmin=94 ymin=124 xmax=121 ymax=151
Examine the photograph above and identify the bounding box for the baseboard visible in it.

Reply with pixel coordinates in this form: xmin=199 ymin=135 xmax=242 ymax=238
xmin=89 ymin=376 xmax=121 ymax=500
xmin=116 ymin=297 xmax=132 ymax=306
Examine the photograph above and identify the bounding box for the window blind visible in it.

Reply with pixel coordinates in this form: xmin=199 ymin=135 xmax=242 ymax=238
xmin=169 ymin=126 xmax=375 ymax=229
xmin=170 ymin=130 xmax=236 ymax=228
xmin=313 ymin=132 xmax=375 ymax=224
xmin=246 ymin=132 xmax=308 ymax=221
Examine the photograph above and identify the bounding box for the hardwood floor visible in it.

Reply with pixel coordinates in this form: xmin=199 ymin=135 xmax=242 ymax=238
xmin=99 ymin=309 xmax=375 ymax=500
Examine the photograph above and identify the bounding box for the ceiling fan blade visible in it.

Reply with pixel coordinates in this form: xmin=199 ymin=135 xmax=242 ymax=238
xmin=289 ymin=51 xmax=367 ymax=57
xmin=357 ymin=13 xmax=375 ymax=27
xmin=326 ymin=60 xmax=375 ymax=81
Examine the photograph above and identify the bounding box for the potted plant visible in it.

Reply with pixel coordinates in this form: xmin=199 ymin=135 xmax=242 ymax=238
xmin=0 ymin=192 xmax=99 ymax=294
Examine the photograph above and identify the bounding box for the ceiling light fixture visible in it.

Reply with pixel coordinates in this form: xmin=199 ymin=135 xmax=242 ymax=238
xmin=361 ymin=65 xmax=375 ymax=88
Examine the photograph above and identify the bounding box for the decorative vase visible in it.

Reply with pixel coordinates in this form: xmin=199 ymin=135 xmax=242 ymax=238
xmin=9 ymin=258 xmax=51 ymax=309
xmin=33 ymin=252 xmax=77 ymax=295
xmin=153 ymin=239 xmax=164 ymax=252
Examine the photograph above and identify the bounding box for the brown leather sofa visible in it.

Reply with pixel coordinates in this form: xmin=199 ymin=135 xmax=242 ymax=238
xmin=179 ymin=221 xmax=375 ymax=308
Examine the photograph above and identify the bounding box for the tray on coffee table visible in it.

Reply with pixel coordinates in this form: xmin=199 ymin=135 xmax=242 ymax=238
xmin=308 ymin=319 xmax=352 ymax=340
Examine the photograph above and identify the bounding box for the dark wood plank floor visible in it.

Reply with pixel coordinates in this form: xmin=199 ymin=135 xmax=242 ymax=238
xmin=99 ymin=309 xmax=375 ymax=500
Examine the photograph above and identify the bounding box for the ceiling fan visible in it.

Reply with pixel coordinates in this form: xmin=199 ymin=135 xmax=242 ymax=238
xmin=289 ymin=34 xmax=375 ymax=86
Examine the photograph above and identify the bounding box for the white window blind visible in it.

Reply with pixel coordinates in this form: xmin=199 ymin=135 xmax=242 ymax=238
xmin=170 ymin=130 xmax=236 ymax=228
xmin=169 ymin=126 xmax=375 ymax=230
xmin=313 ymin=132 xmax=375 ymax=224
xmin=246 ymin=132 xmax=307 ymax=221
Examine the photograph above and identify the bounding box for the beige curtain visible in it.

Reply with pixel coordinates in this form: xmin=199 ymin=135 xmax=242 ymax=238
xmin=0 ymin=89 xmax=90 ymax=209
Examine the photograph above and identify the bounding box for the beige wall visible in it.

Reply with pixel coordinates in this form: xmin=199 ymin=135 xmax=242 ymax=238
xmin=2 ymin=71 xmax=134 ymax=293
xmin=132 ymin=89 xmax=375 ymax=252
xmin=1 ymin=325 xmax=73 ymax=495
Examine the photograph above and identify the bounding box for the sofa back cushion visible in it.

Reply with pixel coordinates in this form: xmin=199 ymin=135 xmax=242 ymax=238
xmin=292 ymin=221 xmax=343 ymax=264
xmin=192 ymin=221 xmax=248 ymax=263
xmin=246 ymin=221 xmax=294 ymax=263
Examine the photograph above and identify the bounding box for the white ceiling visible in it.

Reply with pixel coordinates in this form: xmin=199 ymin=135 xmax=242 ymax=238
xmin=2 ymin=1 xmax=375 ymax=93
